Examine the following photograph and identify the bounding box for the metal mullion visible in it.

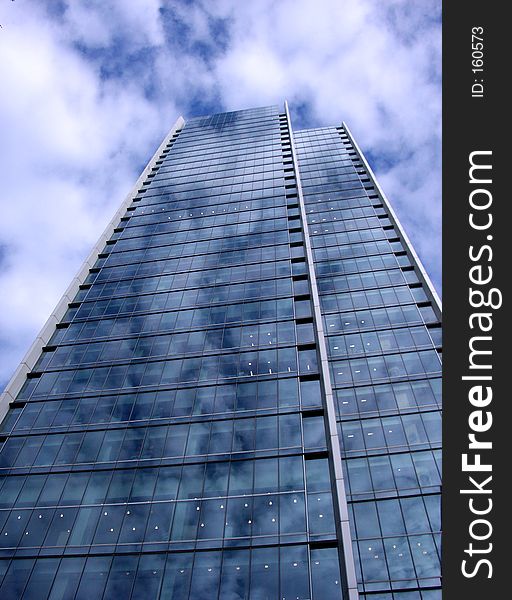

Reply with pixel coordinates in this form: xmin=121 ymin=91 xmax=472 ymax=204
xmin=284 ymin=101 xmax=359 ymax=600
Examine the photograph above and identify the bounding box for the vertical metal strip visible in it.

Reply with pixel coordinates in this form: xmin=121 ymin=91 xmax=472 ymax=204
xmin=342 ymin=122 xmax=442 ymax=319
xmin=284 ymin=102 xmax=359 ymax=600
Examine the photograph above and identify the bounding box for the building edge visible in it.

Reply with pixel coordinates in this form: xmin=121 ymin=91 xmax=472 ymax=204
xmin=342 ymin=122 xmax=442 ymax=320
xmin=0 ymin=115 xmax=186 ymax=424
xmin=285 ymin=101 xmax=360 ymax=600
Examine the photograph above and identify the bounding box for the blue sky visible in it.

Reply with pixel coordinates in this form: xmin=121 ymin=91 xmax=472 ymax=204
xmin=0 ymin=0 xmax=441 ymax=390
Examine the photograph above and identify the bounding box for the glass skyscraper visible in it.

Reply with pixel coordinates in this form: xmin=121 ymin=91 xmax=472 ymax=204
xmin=0 ymin=104 xmax=441 ymax=599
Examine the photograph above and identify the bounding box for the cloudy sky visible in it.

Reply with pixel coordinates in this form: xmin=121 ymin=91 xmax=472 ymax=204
xmin=0 ymin=0 xmax=441 ymax=390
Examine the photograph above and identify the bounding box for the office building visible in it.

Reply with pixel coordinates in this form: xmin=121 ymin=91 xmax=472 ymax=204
xmin=0 ymin=104 xmax=442 ymax=599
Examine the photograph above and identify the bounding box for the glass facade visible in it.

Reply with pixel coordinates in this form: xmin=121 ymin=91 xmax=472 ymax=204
xmin=293 ymin=126 xmax=442 ymax=599
xmin=0 ymin=105 xmax=441 ymax=599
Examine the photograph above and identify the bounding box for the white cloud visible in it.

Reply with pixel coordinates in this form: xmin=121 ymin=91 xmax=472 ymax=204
xmin=0 ymin=1 xmax=179 ymax=386
xmin=62 ymin=0 xmax=166 ymax=50
xmin=0 ymin=0 xmax=441 ymax=388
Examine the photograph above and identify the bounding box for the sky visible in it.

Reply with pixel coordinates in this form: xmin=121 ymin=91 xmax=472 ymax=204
xmin=0 ymin=0 xmax=441 ymax=391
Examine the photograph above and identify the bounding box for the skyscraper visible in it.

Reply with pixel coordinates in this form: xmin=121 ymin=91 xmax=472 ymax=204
xmin=0 ymin=104 xmax=441 ymax=599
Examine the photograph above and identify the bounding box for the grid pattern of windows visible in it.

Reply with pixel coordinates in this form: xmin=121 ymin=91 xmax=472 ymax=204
xmin=294 ymin=126 xmax=442 ymax=598
xmin=295 ymin=127 xmax=441 ymax=599
xmin=0 ymin=106 xmax=442 ymax=599
xmin=0 ymin=106 xmax=347 ymax=599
